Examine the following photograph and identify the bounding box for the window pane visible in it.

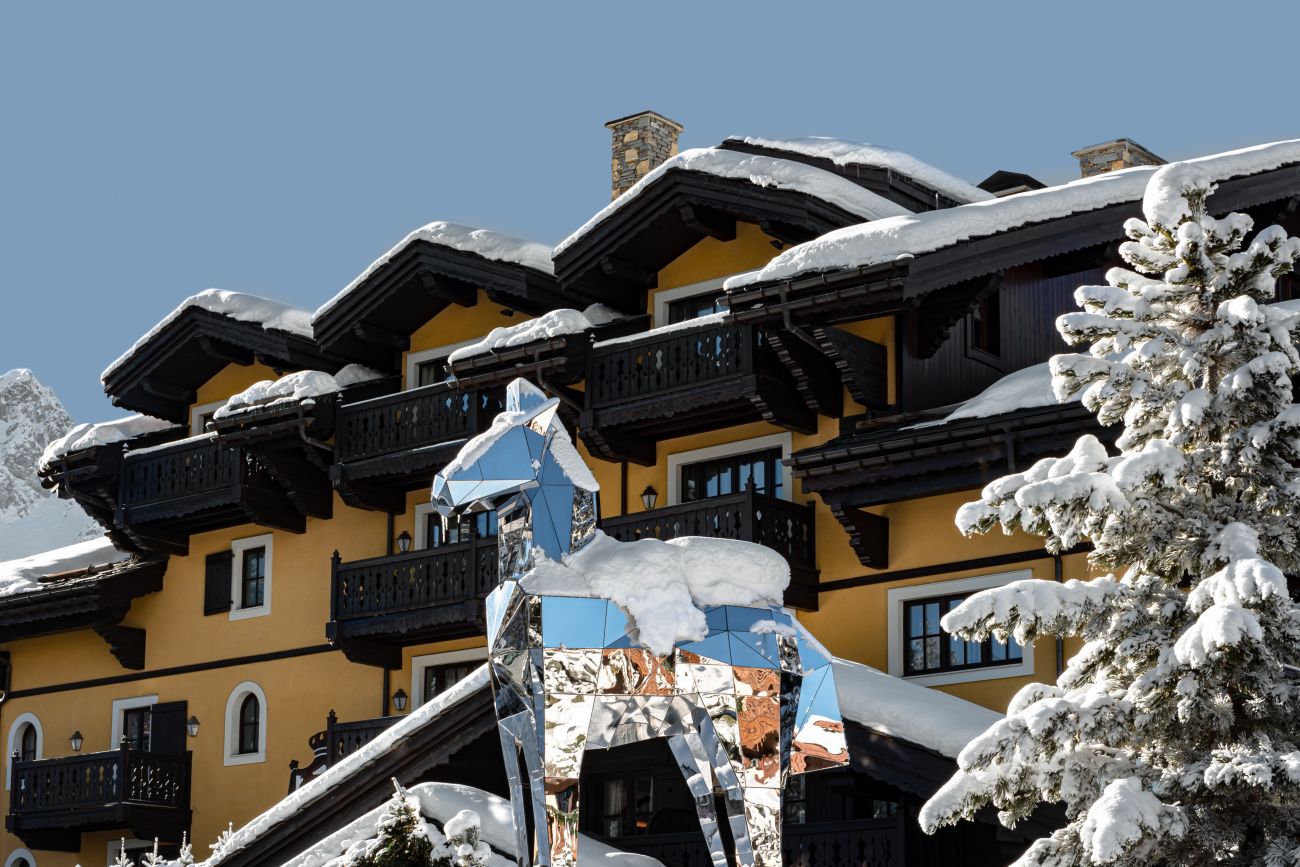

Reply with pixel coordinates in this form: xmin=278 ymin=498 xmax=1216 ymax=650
xmin=991 ymin=639 xmax=1006 ymax=662
xmin=925 ymin=603 xmax=941 ymax=636
xmin=965 ymin=639 xmax=983 ymax=665
xmin=908 ymin=639 xmax=925 ymax=673
xmin=239 ymin=695 xmax=259 ymax=753
xmin=424 ymin=666 xmax=439 ymax=703
xmin=1008 ymin=637 xmax=1023 ymax=660
xmin=908 ymin=605 xmax=922 ymax=639
xmin=925 ymin=636 xmax=940 ymax=669
xmin=949 ymin=634 xmax=965 ymax=666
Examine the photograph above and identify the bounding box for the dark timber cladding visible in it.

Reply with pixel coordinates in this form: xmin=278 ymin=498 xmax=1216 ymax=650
xmin=102 ymin=306 xmax=347 ymax=424
xmin=311 ymin=240 xmax=568 ymax=370
xmin=552 ymin=168 xmax=873 ymax=314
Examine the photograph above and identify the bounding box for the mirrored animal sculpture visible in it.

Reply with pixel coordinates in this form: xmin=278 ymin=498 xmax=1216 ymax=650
xmin=432 ymin=379 xmax=847 ymax=867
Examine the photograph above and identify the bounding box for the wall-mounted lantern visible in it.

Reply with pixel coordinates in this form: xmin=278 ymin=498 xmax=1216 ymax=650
xmin=641 ymin=486 xmax=658 ymax=511
xmin=187 ymin=716 xmax=201 ymax=737
xmin=393 ymin=688 xmax=409 ymax=713
xmin=396 ymin=531 xmax=413 ymax=554
xmin=69 ymin=731 xmax=83 ymax=752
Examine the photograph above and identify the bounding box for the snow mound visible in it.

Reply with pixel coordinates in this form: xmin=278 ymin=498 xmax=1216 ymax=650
xmin=555 ymin=147 xmax=912 ymax=256
xmin=945 ymin=363 xmax=1064 ymax=421
xmin=447 ymin=304 xmax=624 ymax=364
xmin=213 ymin=365 xmax=383 ymax=420
xmin=102 ymin=290 xmax=314 ymax=382
xmin=317 ymin=222 xmax=556 ymax=321
xmin=0 ymin=536 xmax=123 ymax=598
xmin=41 ymin=414 xmax=178 ymax=469
xmin=727 ymin=137 xmax=1300 ymax=290
xmin=830 ymin=657 xmax=1001 ymax=758
xmin=524 ymin=531 xmax=789 ymax=656
xmin=726 ymin=135 xmax=994 ymax=204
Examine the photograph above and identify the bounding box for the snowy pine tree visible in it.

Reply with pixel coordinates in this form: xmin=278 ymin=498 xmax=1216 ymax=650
xmin=919 ymin=165 xmax=1300 ymax=865
xmin=349 ymin=779 xmax=436 ymax=867
xmin=174 ymin=832 xmax=195 ymax=867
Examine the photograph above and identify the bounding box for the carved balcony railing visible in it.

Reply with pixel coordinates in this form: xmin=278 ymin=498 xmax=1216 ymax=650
xmin=117 ymin=435 xmax=275 ymax=525
xmin=8 ymin=748 xmax=192 ymax=826
xmin=609 ymin=821 xmax=902 ymax=867
xmin=323 ymin=710 xmax=400 ymax=766
xmin=327 ymin=532 xmax=499 ymax=666
xmin=334 ymin=384 xmax=503 ymax=464
xmin=600 ymin=485 xmax=818 ymax=608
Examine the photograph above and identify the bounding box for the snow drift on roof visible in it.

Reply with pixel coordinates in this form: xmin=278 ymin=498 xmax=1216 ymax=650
xmin=315 ymin=222 xmax=556 ymax=322
xmin=727 ymin=135 xmax=994 ymax=204
xmin=101 ymin=289 xmax=314 ymax=383
xmin=831 ymin=657 xmax=1001 ymax=758
xmin=213 ymin=364 xmax=383 ymax=420
xmin=0 ymin=536 xmax=123 ymax=599
xmin=554 ymin=147 xmax=913 ymax=256
xmin=446 ymin=304 xmax=624 ymax=364
xmin=727 ymin=138 xmax=1300 ymax=291
xmin=40 ymin=414 xmax=179 ymax=470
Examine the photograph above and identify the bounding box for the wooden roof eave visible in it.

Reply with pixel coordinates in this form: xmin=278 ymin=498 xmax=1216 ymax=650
xmin=0 ymin=557 xmax=166 ymax=640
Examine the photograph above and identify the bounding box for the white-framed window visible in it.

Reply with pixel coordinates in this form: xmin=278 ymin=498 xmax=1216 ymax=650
xmin=412 ymin=502 xmax=498 ymax=551
xmin=224 ymin=681 xmax=267 ymax=766
xmin=110 ymin=694 xmax=158 ymax=750
xmin=189 ymin=399 xmax=226 ymax=436
xmin=412 ymin=647 xmax=487 ymax=706
xmin=886 ymin=571 xmax=1035 ymax=687
xmin=665 ymin=432 xmax=792 ymax=506
xmin=5 ymin=712 xmax=42 ymax=789
xmin=230 ymin=533 xmax=273 ymax=620
xmin=405 ymin=339 xmax=479 ymax=390
xmin=653 ymin=276 xmax=729 ymax=327
xmin=4 ymin=847 xmax=37 ymax=867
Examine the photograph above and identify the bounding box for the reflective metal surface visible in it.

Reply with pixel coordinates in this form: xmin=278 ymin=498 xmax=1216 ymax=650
xmin=432 ymin=379 xmax=848 ymax=867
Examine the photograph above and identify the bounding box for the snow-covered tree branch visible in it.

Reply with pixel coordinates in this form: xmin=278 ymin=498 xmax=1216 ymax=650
xmin=922 ymin=163 xmax=1300 ymax=865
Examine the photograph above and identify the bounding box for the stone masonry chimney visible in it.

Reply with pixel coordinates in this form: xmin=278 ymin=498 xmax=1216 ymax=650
xmin=1071 ymin=138 xmax=1165 ymax=178
xmin=605 ymin=111 xmax=683 ymax=200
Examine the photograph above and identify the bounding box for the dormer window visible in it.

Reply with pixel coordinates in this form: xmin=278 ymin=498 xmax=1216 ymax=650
xmin=970 ymin=291 xmax=1001 ymax=358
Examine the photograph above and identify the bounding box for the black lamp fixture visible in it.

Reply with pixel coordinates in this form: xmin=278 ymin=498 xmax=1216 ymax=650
xmin=393 ymin=688 xmax=409 ymax=713
xmin=640 ymin=485 xmax=658 ymax=511
xmin=69 ymin=730 xmax=83 ymax=752
xmin=187 ymin=716 xmax=200 ymax=738
xmin=396 ymin=531 xmax=412 ymax=554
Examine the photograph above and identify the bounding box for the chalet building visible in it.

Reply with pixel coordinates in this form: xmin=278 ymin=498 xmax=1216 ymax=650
xmin=4 ymin=113 xmax=1300 ymax=867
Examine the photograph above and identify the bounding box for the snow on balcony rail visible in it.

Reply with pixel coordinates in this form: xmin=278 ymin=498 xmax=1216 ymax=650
xmin=41 ymin=414 xmax=179 ymax=470
xmin=590 ymin=310 xmax=729 ymax=349
xmin=0 ymin=536 xmax=123 ymax=599
xmin=447 ymin=304 xmax=624 ymax=364
xmin=213 ymin=365 xmax=383 ymax=420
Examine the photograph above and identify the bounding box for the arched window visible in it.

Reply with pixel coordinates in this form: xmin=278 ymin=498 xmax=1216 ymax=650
xmin=6 ymin=712 xmax=42 ymax=790
xmin=238 ymin=694 xmax=260 ymax=754
xmin=19 ymin=724 xmax=37 ymax=762
xmin=4 ymin=848 xmax=37 ymax=867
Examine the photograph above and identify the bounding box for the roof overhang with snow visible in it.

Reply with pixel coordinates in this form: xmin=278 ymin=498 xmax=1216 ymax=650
xmin=313 ymin=239 xmax=569 ymax=371
xmin=553 ymin=167 xmax=878 ymax=314
xmin=103 ymin=306 xmax=347 ymax=423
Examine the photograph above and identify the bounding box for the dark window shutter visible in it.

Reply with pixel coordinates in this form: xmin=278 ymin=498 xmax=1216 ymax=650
xmin=204 ymin=550 xmax=234 ymax=615
xmin=150 ymin=700 xmax=188 ymax=755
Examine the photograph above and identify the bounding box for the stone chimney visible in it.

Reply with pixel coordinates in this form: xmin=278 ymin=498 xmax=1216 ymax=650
xmin=1071 ymin=138 xmax=1165 ymax=178
xmin=605 ymin=111 xmax=683 ymax=200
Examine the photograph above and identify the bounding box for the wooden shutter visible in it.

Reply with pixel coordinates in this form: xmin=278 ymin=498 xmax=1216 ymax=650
xmin=150 ymin=700 xmax=188 ymax=755
xmin=204 ymin=550 xmax=234 ymax=615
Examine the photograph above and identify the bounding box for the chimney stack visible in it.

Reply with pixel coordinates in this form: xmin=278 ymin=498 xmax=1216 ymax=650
xmin=1070 ymin=138 xmax=1165 ymax=178
xmin=605 ymin=111 xmax=683 ymax=200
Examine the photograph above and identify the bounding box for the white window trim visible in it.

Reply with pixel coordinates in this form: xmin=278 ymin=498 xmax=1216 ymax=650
xmin=5 ymin=712 xmax=43 ymax=789
xmin=665 ymin=432 xmax=793 ymax=506
xmin=110 ymin=694 xmax=159 ymax=749
xmin=886 ymin=570 xmax=1035 ymax=687
xmin=653 ymin=276 xmax=729 ymax=327
xmin=404 ymin=339 xmax=480 ymax=390
xmin=229 ymin=533 xmax=273 ymax=621
xmin=189 ymin=399 xmax=226 ymax=436
xmin=224 ymin=680 xmax=268 ymax=766
xmin=413 ymin=501 xmax=438 ymax=550
xmin=412 ymin=647 xmax=488 ymax=706
xmin=5 ymin=848 xmax=37 ymax=867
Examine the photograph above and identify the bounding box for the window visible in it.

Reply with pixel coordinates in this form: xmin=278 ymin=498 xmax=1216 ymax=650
xmin=666 ymin=293 xmax=727 ymax=324
xmin=412 ymin=648 xmax=487 ymax=705
xmin=121 ymin=706 xmax=152 ymax=751
xmin=230 ymin=534 xmax=272 ymax=620
xmin=422 ymin=662 xmax=477 ymax=705
xmin=599 ymin=774 xmax=655 ymax=836
xmin=581 ymin=765 xmax=698 ymax=838
xmin=238 ymin=694 xmax=260 ymax=754
xmin=422 ymin=511 xmax=497 ymax=549
xmin=680 ymin=447 xmax=783 ymax=503
xmin=652 ymin=276 xmax=730 ymax=327
xmin=189 ymin=400 xmax=225 ymax=436
xmin=224 ymin=681 xmax=267 ymax=765
xmin=404 ymin=340 xmax=479 ymax=391
xmin=18 ymin=724 xmax=37 ymax=762
xmin=970 ymin=291 xmax=1001 ymax=357
xmin=903 ymin=594 xmax=1022 ymax=676
xmin=886 ymin=571 xmax=1034 ymax=686
xmin=416 ymin=356 xmax=453 ymax=387
xmin=6 ymin=713 xmax=42 ymax=789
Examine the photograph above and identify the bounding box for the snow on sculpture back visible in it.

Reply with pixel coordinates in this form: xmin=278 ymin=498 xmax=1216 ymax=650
xmin=432 ymin=379 xmax=847 ymax=867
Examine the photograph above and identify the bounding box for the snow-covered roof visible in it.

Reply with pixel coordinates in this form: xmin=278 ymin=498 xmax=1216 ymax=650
xmin=102 ymin=289 xmax=314 ymax=383
xmin=0 ymin=536 xmax=124 ymax=599
xmin=280 ymin=782 xmax=663 ymax=867
xmin=213 ymin=365 xmax=383 ymax=420
xmin=40 ymin=414 xmax=179 ymax=470
xmin=726 ymin=137 xmax=1300 ymax=291
xmin=554 ymin=147 xmax=913 ymax=257
xmin=446 ymin=304 xmax=624 ymax=364
xmin=315 ymin=222 xmax=556 ymax=322
xmin=831 ymin=657 xmax=1000 ymax=758
xmin=726 ymin=135 xmax=994 ymax=204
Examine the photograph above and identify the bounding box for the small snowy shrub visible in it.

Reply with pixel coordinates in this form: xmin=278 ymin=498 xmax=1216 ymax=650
xmin=921 ymin=165 xmax=1300 ymax=866
xmin=346 ymin=780 xmax=490 ymax=867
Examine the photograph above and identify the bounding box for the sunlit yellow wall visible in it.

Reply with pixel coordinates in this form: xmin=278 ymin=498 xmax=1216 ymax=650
xmin=403 ymin=290 xmax=527 ymax=387
xmin=654 ymin=222 xmax=782 ymax=300
xmin=193 ymin=362 xmax=282 ymax=415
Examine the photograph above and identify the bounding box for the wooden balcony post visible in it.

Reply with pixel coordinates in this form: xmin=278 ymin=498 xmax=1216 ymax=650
xmin=330 ymin=550 xmax=341 ymax=622
xmin=740 ymin=479 xmax=758 ymax=543
xmin=326 ymin=710 xmax=338 ymax=766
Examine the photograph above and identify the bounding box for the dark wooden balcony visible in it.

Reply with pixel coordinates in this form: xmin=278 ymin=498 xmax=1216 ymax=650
xmin=6 ymin=747 xmax=192 ymax=852
xmin=600 ymin=486 xmax=819 ymax=609
xmin=579 ymin=321 xmax=817 ymax=466
xmin=610 ymin=820 xmax=905 ymax=867
xmin=331 ymin=384 xmax=504 ymax=511
xmin=326 ymin=532 xmax=498 ymax=667
xmin=324 ymin=710 xmax=400 ymax=766
xmin=115 ymin=435 xmax=306 ymax=552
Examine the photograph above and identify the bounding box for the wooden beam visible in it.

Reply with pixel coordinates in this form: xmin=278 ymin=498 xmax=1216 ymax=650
xmin=94 ymin=622 xmax=147 ymax=670
xmin=141 ymin=379 xmax=197 ymax=403
xmin=679 ymin=204 xmax=736 ymax=242
xmin=599 ymin=254 xmax=656 ymax=289
xmin=351 ymin=321 xmax=410 ymax=351
xmin=418 ymin=272 xmax=478 ymax=307
xmin=812 ymin=326 xmax=889 ymax=409
xmin=829 ymin=505 xmax=889 ymax=568
xmin=197 ymin=336 xmax=254 ymax=366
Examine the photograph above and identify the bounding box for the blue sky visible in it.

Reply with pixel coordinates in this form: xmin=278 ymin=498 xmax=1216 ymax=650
xmin=3 ymin=1 xmax=1296 ymax=421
